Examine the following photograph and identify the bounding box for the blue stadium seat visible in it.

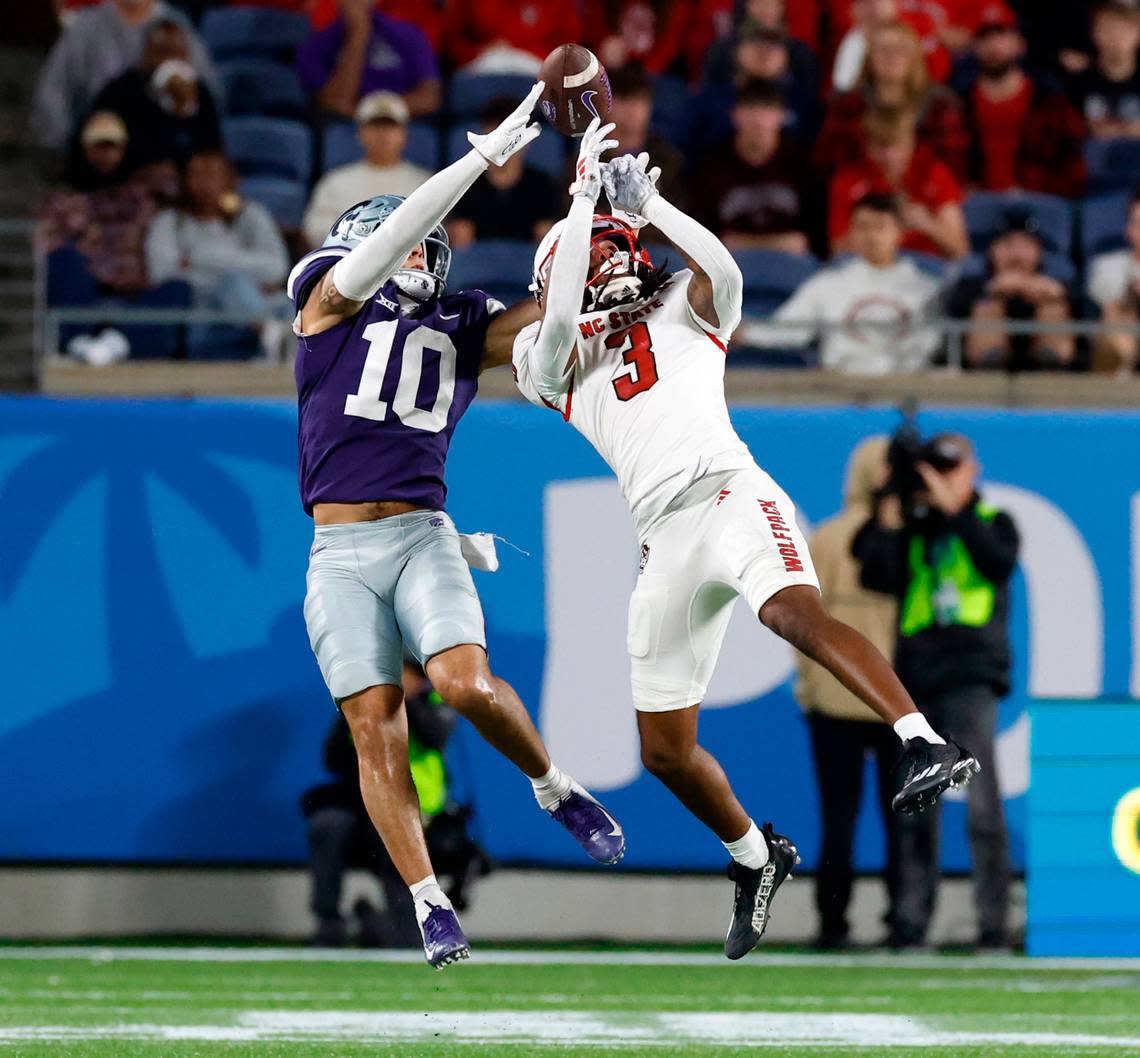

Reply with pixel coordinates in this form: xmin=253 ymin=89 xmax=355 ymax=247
xmin=1080 ymin=192 xmax=1132 ymax=259
xmin=322 ymin=121 xmax=440 ymax=173
xmin=446 ymin=124 xmax=564 ymax=180
xmin=963 ymin=192 xmax=1073 ymax=255
xmin=446 ymin=73 xmax=537 ymax=119
xmin=447 ymin=239 xmax=534 ymax=303
xmin=734 ymin=249 xmax=820 ymax=317
xmin=223 ymin=117 xmax=312 ymax=183
xmin=1085 ymin=137 xmax=1140 ymax=194
xmin=218 ymin=59 xmax=306 ymax=118
xmin=649 ymin=74 xmax=689 ymax=143
xmin=900 ymin=251 xmax=949 ymax=280
xmin=201 ymin=6 xmax=310 ymax=61
xmin=239 ymin=176 xmax=307 ymax=231
xmin=959 ymin=251 xmax=1077 ymax=285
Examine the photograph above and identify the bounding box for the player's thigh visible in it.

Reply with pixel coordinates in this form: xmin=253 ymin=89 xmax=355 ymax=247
xmin=304 ymin=534 xmax=403 ymax=701
xmin=628 ymin=516 xmax=736 ymax=713
xmin=394 ymin=514 xmax=486 ymax=667
xmin=710 ymin=467 xmax=821 ymax=615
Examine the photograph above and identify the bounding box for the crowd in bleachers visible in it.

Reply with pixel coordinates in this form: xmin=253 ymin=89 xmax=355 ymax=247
xmin=32 ymin=0 xmax=1140 ymax=372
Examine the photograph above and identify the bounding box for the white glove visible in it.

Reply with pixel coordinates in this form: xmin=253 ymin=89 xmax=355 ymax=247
xmin=568 ymin=117 xmax=618 ymax=203
xmin=601 ymin=151 xmax=662 ymax=218
xmin=467 ymin=81 xmax=544 ymax=166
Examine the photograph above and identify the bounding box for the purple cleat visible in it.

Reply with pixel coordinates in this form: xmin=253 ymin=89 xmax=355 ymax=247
xmin=418 ymin=901 xmax=470 ymax=970
xmin=548 ymin=782 xmax=626 ymax=865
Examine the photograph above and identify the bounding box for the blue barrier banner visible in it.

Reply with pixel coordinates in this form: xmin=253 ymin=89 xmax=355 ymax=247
xmin=1028 ymin=699 xmax=1140 ymax=956
xmin=1 ymin=398 xmax=1136 ymax=871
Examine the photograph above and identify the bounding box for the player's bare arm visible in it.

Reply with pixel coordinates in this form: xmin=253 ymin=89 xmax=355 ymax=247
xmin=298 ymin=81 xmax=545 ymax=337
xmin=480 ymin=299 xmax=542 ymax=371
xmin=602 ymin=153 xmax=743 ymax=336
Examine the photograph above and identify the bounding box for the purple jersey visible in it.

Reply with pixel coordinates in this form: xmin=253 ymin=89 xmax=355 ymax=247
xmin=288 ymin=247 xmax=503 ymax=514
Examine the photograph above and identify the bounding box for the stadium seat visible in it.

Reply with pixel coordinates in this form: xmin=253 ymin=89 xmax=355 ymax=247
xmin=1080 ymin=192 xmax=1132 ymax=260
xmin=649 ymin=75 xmax=689 ymax=143
xmin=900 ymin=251 xmax=949 ymax=280
xmin=447 ymin=239 xmax=534 ymax=303
xmin=958 ymin=251 xmax=1077 ymax=286
xmin=200 ymin=6 xmax=310 ymax=61
xmin=223 ymin=117 xmax=313 ymax=183
xmin=963 ymin=192 xmax=1073 ymax=255
xmin=1084 ymin=137 xmax=1140 ymax=194
xmin=322 ymin=121 xmax=440 ymax=173
xmin=445 ymin=125 xmax=565 ymax=180
xmin=218 ymin=59 xmax=306 ymax=118
xmin=734 ymin=249 xmax=820 ymax=317
xmin=446 ymin=73 xmax=536 ymax=119
xmin=239 ymin=176 xmax=307 ymax=231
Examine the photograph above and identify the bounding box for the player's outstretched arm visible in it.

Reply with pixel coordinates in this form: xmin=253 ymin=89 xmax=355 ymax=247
xmin=527 ymin=118 xmax=617 ymax=397
xmin=301 ymin=83 xmax=544 ymax=332
xmin=603 ymin=154 xmax=743 ymax=339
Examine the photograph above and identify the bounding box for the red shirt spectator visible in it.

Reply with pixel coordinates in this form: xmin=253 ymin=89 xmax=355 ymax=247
xmin=816 ymin=22 xmax=968 ymax=181
xmin=964 ymin=3 xmax=1087 ymax=197
xmin=445 ymin=0 xmax=580 ymax=71
xmin=829 ymin=0 xmax=951 ymax=88
xmin=830 ymin=114 xmax=968 ymax=258
xmin=584 ymin=0 xmax=690 ymax=77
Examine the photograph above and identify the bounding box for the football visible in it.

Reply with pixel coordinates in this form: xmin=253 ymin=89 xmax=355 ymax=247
xmin=538 ymin=44 xmax=612 ymax=137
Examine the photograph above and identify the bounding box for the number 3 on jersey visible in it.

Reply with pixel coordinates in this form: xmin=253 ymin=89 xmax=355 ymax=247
xmin=344 ymin=320 xmax=456 ymax=431
xmin=609 ymin=322 xmax=659 ymax=402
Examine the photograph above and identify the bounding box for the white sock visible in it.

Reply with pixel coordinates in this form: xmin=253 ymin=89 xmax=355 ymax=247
xmin=893 ymin=712 xmax=946 ymax=745
xmin=408 ymin=874 xmax=451 ymax=925
xmin=723 ymin=820 xmax=770 ymax=870
xmin=530 ymin=763 xmax=573 ymax=810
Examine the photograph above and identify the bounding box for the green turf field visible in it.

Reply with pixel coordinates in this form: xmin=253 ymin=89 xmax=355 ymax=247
xmin=2 ymin=946 xmax=1139 ymax=1056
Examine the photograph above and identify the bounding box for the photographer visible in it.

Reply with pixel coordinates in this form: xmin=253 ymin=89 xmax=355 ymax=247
xmin=852 ymin=430 xmax=1019 ymax=949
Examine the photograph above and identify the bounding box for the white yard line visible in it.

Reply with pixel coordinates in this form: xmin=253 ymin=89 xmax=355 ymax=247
xmin=0 ymin=1012 xmax=1139 ymax=1049
xmin=0 ymin=946 xmax=1137 ymax=971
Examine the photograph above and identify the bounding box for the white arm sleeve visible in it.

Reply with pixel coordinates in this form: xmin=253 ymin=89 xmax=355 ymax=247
xmin=642 ymin=195 xmax=743 ymax=337
xmin=526 ymin=193 xmax=594 ymax=399
xmin=330 ymin=149 xmax=488 ymax=302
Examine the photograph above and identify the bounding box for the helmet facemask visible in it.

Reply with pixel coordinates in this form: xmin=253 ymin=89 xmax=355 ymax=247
xmin=585 ymin=238 xmax=644 ymax=310
xmin=530 ymin=216 xmax=653 ymax=312
xmin=393 ymin=229 xmax=451 ymax=303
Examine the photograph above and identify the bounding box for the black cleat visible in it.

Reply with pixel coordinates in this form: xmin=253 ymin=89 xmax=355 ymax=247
xmin=892 ymin=738 xmax=980 ymax=815
xmin=724 ymin=822 xmax=799 ymax=961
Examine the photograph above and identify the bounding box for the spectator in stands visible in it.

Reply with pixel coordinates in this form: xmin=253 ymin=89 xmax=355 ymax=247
xmin=599 ymin=65 xmax=685 ymax=207
xmin=303 ymin=92 xmax=430 ymax=249
xmin=33 ymin=0 xmax=219 ymax=151
xmin=1087 ymin=189 xmax=1140 ymax=373
xmin=946 ymin=209 xmax=1077 ymax=370
xmin=704 ymin=0 xmax=819 ymax=89
xmin=830 ymin=109 xmax=968 ymax=259
xmin=584 ymin=0 xmax=688 ymax=76
xmin=308 ymin=0 xmax=447 ymax=52
xmin=832 ymin=0 xmax=951 ymax=92
xmin=297 ymin=0 xmax=441 ymax=120
xmin=1065 ymin=2 xmax=1140 ymax=139
xmin=816 ymin=21 xmax=969 ymax=182
xmin=447 ymin=98 xmax=560 ymax=249
xmin=87 ymin=18 xmax=222 ymax=176
xmin=741 ymin=193 xmax=943 ymax=374
xmin=963 ymin=3 xmax=1088 ymax=197
xmin=41 ymin=110 xmax=190 ymax=364
xmin=145 ymin=150 xmax=291 ymax=357
xmin=691 ymin=22 xmax=820 ymax=149
xmin=797 ymin=435 xmax=900 ymax=951
xmin=446 ymin=0 xmax=580 ymax=74
xmin=691 ymin=79 xmax=822 ymax=254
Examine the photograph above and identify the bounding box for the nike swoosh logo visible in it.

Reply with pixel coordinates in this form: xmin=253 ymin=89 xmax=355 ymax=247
xmin=439 ymin=312 xmax=460 ymax=320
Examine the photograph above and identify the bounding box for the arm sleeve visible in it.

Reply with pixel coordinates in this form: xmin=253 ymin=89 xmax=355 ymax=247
xmin=330 ymin=149 xmax=488 ymax=302
xmin=641 ymin=194 xmax=743 ymax=338
xmin=852 ymin=518 xmax=907 ymax=597
xmin=949 ymin=507 xmax=1020 ymax=583
xmin=144 ymin=211 xmax=184 ymax=286
xmin=519 ymin=192 xmax=594 ymax=401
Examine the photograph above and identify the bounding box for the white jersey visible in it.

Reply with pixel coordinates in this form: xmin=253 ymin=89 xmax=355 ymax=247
xmin=513 ymin=269 xmax=753 ymax=533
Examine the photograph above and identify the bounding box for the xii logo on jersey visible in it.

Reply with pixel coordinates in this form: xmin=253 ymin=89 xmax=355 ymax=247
xmin=757 ymin=499 xmax=805 ymax=573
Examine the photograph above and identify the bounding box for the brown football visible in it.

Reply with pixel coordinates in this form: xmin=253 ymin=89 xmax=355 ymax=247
xmin=538 ymin=44 xmax=612 ymax=137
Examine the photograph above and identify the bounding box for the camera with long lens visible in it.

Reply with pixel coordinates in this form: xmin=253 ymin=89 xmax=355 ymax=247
xmin=881 ymin=423 xmax=965 ymax=516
